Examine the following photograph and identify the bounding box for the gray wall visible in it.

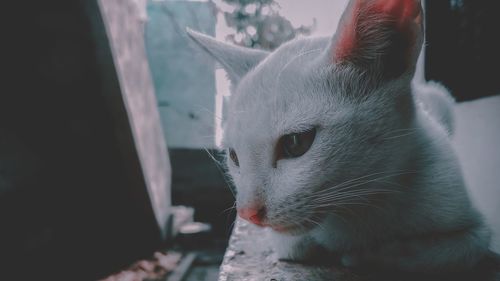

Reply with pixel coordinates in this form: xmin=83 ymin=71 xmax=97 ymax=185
xmin=146 ymin=0 xmax=217 ymax=148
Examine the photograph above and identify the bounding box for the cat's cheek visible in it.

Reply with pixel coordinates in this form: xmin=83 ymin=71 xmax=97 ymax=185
xmin=269 ymin=231 xmax=304 ymax=261
xmin=227 ymin=165 xmax=240 ymax=178
xmin=270 ymin=231 xmax=332 ymax=263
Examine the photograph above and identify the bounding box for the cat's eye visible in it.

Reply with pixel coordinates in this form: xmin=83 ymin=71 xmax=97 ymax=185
xmin=275 ymin=128 xmax=316 ymax=165
xmin=229 ymin=148 xmax=239 ymax=167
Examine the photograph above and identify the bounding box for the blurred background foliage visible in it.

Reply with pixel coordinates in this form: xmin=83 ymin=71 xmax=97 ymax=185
xmin=215 ymin=0 xmax=315 ymax=50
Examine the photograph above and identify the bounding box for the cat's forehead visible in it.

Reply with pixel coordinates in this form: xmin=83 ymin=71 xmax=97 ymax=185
xmin=239 ymin=38 xmax=327 ymax=96
xmin=223 ymin=38 xmax=334 ymax=148
xmin=234 ymin=38 xmax=329 ymax=108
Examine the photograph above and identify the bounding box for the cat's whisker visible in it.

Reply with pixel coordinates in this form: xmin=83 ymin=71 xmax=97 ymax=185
xmin=321 ymin=170 xmax=416 ymax=191
xmin=309 ymin=171 xmax=416 ymax=198
xmin=382 ymin=132 xmax=418 ymax=140
xmin=221 ymin=202 xmax=237 ymax=215
xmin=312 ymin=189 xmax=399 ymax=202
xmin=203 ymin=148 xmax=236 ymax=198
xmin=313 ymin=190 xmax=393 ymax=202
xmin=310 ymin=187 xmax=401 ymax=205
xmin=380 ymin=128 xmax=419 ymax=138
xmin=191 ymin=104 xmax=224 ymax=121
xmin=317 ymin=186 xmax=402 ymax=197
xmin=304 ymin=217 xmax=325 ymax=231
xmin=328 ymin=170 xmax=417 ymax=189
xmin=203 ymin=148 xmax=224 ymax=166
xmin=314 ymin=204 xmax=362 ymax=224
xmin=315 ymin=195 xmax=388 ymax=210
xmin=383 ymin=128 xmax=418 ymax=134
xmin=313 ymin=191 xmax=398 ymax=203
xmin=371 ymin=180 xmax=408 ymax=189
xmin=227 ymin=219 xmax=238 ymax=237
xmin=319 ymin=200 xmax=388 ymax=213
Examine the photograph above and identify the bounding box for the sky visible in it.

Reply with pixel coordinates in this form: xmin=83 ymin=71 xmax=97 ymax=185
xmin=275 ymin=0 xmax=348 ymax=37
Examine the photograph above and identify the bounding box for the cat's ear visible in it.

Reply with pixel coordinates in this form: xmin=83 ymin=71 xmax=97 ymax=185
xmin=329 ymin=0 xmax=423 ymax=79
xmin=186 ymin=28 xmax=269 ymax=84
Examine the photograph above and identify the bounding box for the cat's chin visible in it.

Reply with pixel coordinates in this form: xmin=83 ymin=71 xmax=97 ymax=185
xmin=267 ymin=211 xmax=327 ymax=235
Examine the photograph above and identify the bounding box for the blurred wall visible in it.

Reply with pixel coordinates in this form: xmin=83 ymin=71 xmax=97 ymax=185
xmin=425 ymin=0 xmax=500 ymax=101
xmin=146 ymin=0 xmax=217 ymax=149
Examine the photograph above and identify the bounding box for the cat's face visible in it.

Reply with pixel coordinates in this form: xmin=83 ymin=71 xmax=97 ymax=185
xmin=223 ymin=49 xmax=416 ymax=234
xmin=188 ymin=0 xmax=423 ymax=234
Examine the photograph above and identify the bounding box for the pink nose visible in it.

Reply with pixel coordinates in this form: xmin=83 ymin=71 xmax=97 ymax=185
xmin=237 ymin=206 xmax=266 ymax=226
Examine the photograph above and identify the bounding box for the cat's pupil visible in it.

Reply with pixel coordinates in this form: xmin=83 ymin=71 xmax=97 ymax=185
xmin=285 ymin=135 xmax=300 ymax=151
xmin=277 ymin=128 xmax=316 ymax=163
xmin=229 ymin=148 xmax=239 ymax=167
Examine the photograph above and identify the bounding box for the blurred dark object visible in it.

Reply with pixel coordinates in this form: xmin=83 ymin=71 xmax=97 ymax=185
xmin=1 ymin=0 xmax=171 ymax=280
xmin=177 ymin=222 xmax=213 ymax=251
xmin=425 ymin=0 xmax=500 ymax=101
xmin=97 ymin=206 xmax=222 ymax=281
xmin=169 ymin=149 xmax=236 ymax=242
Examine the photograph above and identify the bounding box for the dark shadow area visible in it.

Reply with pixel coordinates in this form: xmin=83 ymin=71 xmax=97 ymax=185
xmin=425 ymin=0 xmax=500 ymax=101
xmin=1 ymin=1 xmax=165 ymax=280
xmin=169 ymin=149 xmax=236 ymax=244
xmin=352 ymin=251 xmax=500 ymax=281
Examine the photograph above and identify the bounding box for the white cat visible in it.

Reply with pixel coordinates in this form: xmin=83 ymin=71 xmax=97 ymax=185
xmin=188 ymin=0 xmax=491 ymax=273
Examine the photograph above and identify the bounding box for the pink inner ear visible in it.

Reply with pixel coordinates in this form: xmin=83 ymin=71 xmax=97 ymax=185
xmin=372 ymin=0 xmax=422 ymax=28
xmin=334 ymin=0 xmax=362 ymax=62
xmin=334 ymin=0 xmax=422 ymax=63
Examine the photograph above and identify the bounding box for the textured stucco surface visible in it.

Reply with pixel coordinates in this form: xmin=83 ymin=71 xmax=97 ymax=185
xmin=219 ymin=220 xmax=355 ymax=281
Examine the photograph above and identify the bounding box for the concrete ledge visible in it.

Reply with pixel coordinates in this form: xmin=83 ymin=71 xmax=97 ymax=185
xmin=219 ymin=220 xmax=500 ymax=281
xmin=219 ymin=219 xmax=352 ymax=281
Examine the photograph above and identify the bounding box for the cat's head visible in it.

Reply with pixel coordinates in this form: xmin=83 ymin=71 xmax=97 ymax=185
xmin=188 ymin=0 xmax=423 ymax=234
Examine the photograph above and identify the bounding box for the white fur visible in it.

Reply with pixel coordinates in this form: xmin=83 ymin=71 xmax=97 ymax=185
xmin=187 ymin=0 xmax=490 ymax=273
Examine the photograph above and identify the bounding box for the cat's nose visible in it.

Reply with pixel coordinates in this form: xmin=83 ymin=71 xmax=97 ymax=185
xmin=237 ymin=205 xmax=266 ymax=226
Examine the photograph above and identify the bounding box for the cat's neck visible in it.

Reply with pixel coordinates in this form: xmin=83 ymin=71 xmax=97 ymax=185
xmin=313 ymin=108 xmax=474 ymax=249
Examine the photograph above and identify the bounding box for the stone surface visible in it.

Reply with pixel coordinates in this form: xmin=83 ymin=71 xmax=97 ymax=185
xmin=219 ymin=220 xmax=355 ymax=281
xmin=219 ymin=95 xmax=500 ymax=281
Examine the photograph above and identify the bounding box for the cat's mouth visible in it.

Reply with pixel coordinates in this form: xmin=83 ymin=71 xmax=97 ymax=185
xmin=267 ymin=215 xmax=324 ymax=234
xmin=270 ymin=224 xmax=303 ymax=234
xmin=268 ymin=223 xmax=316 ymax=235
xmin=245 ymin=221 xmax=298 ymax=233
xmin=260 ymin=206 xmax=328 ymax=235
